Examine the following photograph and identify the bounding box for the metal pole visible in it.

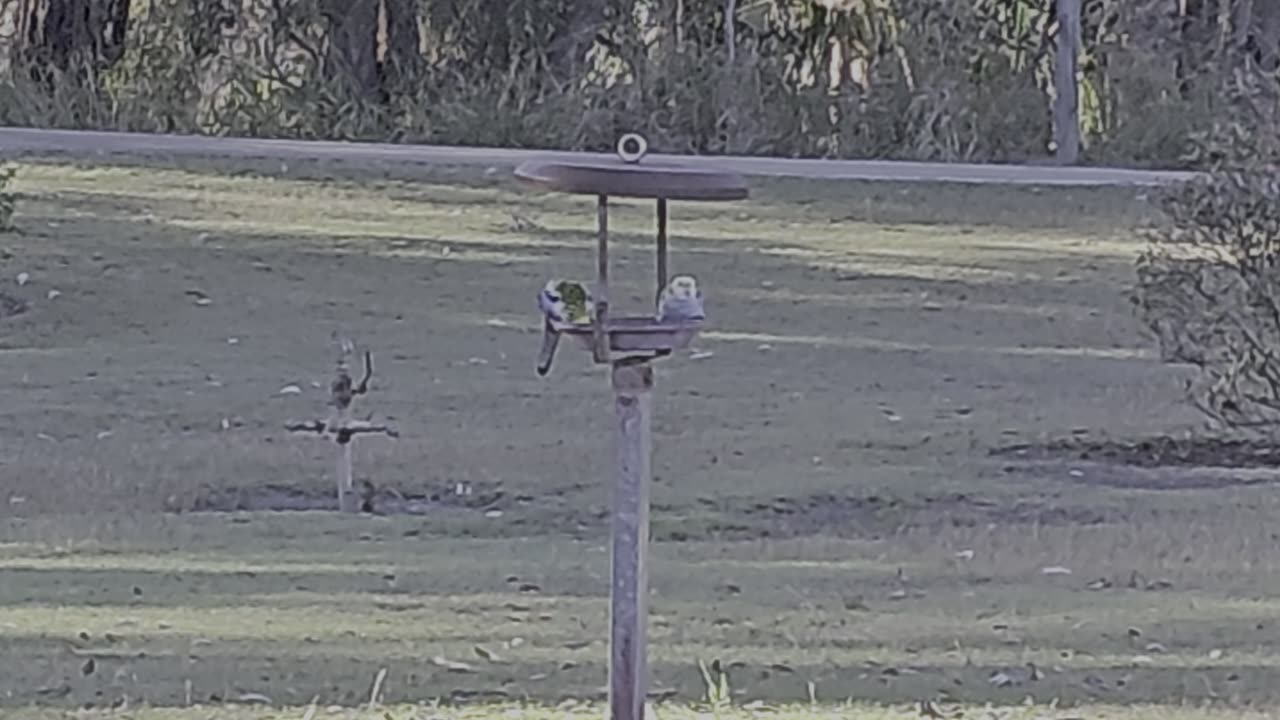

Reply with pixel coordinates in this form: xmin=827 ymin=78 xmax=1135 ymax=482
xmin=655 ymin=198 xmax=668 ymax=308
xmin=608 ymin=360 xmax=653 ymax=720
xmin=594 ymin=194 xmax=611 ymax=363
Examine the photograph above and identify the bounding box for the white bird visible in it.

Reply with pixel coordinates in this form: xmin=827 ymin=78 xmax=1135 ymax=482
xmin=657 ymin=275 xmax=705 ymax=323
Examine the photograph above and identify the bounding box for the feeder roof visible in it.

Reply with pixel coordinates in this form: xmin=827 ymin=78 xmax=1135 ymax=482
xmin=514 ymin=158 xmax=749 ymax=201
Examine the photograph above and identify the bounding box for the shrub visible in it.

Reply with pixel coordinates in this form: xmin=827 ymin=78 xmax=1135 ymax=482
xmin=0 ymin=163 xmax=16 ymax=232
xmin=1133 ymin=75 xmax=1280 ymax=431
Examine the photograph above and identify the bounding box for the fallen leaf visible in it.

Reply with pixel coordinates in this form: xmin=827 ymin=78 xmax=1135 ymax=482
xmin=430 ymin=655 xmax=477 ymax=673
xmin=1082 ymin=674 xmax=1109 ymax=692
xmin=474 ymin=645 xmax=502 ymax=662
xmin=988 ymin=671 xmax=1015 ymax=688
xmin=35 ymin=684 xmax=71 ymax=698
xmin=844 ymin=596 xmax=870 ymax=611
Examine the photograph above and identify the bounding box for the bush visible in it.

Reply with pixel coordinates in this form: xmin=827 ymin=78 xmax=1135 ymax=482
xmin=0 ymin=0 xmax=1254 ymax=167
xmin=1133 ymin=89 xmax=1280 ymax=431
xmin=0 ymin=163 xmax=16 ymax=232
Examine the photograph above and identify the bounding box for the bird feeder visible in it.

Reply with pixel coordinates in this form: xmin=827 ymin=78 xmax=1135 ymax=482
xmin=514 ymin=135 xmax=749 ymax=720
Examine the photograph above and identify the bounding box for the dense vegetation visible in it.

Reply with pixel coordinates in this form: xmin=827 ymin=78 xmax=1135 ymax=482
xmin=1 ymin=0 xmax=1278 ymax=166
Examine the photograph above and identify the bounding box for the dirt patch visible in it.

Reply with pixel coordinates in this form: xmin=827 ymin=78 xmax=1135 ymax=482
xmin=991 ymin=435 xmax=1280 ymax=490
xmin=183 ymin=482 xmax=1112 ymax=539
xmin=653 ymin=491 xmax=1111 ymax=542
xmin=993 ymin=435 xmax=1280 ymax=468
xmin=186 ymin=481 xmax=511 ymax=515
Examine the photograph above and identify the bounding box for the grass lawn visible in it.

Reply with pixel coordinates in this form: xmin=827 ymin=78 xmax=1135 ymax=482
xmin=1 ymin=155 xmax=1276 ymax=718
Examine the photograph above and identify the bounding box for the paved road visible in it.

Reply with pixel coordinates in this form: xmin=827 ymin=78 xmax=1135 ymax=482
xmin=0 ymin=126 xmax=1200 ymax=186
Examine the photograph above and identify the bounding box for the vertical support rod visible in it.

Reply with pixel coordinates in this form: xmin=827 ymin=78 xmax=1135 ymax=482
xmin=336 ymin=439 xmax=357 ymax=513
xmin=594 ymin=194 xmax=611 ymax=364
xmin=609 ymin=361 xmax=653 ymax=720
xmin=655 ymin=198 xmax=668 ymax=308
xmin=1053 ymin=0 xmax=1081 ymax=165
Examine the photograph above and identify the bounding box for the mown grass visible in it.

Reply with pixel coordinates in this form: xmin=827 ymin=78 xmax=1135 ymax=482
xmin=1 ymin=155 xmax=1274 ymax=716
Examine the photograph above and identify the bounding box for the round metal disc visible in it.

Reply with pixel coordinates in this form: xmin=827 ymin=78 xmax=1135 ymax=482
xmin=514 ymin=158 xmax=749 ymax=201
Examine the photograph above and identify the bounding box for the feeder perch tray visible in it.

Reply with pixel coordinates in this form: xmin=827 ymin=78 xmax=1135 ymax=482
xmin=552 ymin=317 xmax=704 ymax=354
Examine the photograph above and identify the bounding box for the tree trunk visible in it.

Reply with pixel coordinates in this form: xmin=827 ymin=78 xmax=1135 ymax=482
xmin=1230 ymin=0 xmax=1253 ymax=52
xmin=1253 ymin=0 xmax=1280 ymax=71
xmin=1173 ymin=0 xmax=1218 ymax=98
xmin=544 ymin=0 xmax=607 ymax=81
xmin=186 ymin=0 xmax=238 ymax=61
xmin=17 ymin=0 xmax=130 ymax=83
xmin=724 ymin=0 xmax=737 ymax=65
xmin=380 ymin=0 xmax=422 ymax=88
xmin=321 ymin=0 xmax=381 ymax=99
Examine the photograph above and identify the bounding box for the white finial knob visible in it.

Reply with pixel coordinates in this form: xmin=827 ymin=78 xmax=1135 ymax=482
xmin=617 ymin=133 xmax=648 ymax=164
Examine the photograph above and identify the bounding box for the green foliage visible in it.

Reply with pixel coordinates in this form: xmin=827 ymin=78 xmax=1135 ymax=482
xmin=696 ymin=658 xmax=732 ymax=713
xmin=0 ymin=163 xmax=16 ymax=232
xmin=1134 ymin=79 xmax=1280 ymax=431
xmin=0 ymin=0 xmax=1270 ymax=166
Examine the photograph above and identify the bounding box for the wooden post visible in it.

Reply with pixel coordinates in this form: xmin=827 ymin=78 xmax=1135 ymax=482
xmin=655 ymin=198 xmax=668 ymax=308
xmin=285 ymin=347 xmax=396 ymax=513
xmin=609 ymin=360 xmax=653 ymax=720
xmin=1053 ymin=0 xmax=1081 ymax=165
xmin=336 ymin=438 xmax=357 ymax=513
